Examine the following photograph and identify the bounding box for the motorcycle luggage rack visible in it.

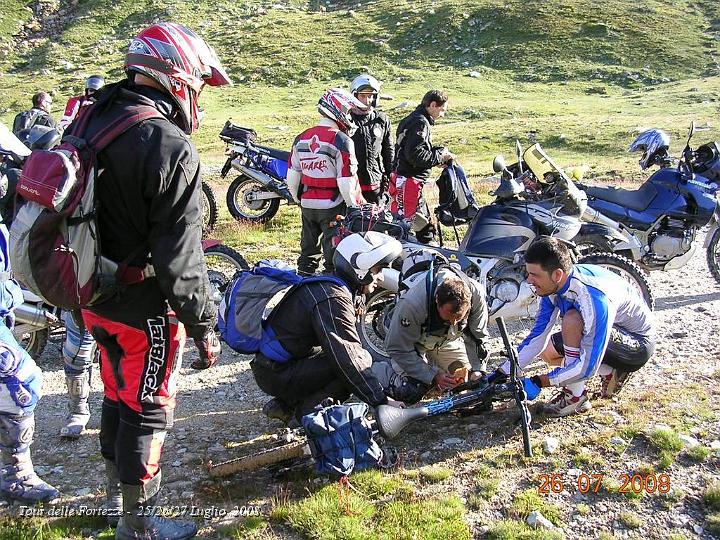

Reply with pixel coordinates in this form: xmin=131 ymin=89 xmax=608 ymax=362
xmin=220 ymin=120 xmax=257 ymax=144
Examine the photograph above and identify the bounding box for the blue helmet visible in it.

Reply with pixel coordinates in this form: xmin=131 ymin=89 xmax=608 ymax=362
xmin=628 ymin=129 xmax=670 ymax=170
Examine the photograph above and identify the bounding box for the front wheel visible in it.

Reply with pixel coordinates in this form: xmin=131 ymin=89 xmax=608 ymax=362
xmin=200 ymin=181 xmax=219 ymax=234
xmin=17 ymin=328 xmax=49 ymax=359
xmin=226 ymin=175 xmax=281 ymax=223
xmin=706 ymin=226 xmax=720 ymax=284
xmin=357 ymin=288 xmax=395 ymax=363
xmin=579 ymin=252 xmax=654 ymax=310
xmin=204 ymin=245 xmax=250 ymax=304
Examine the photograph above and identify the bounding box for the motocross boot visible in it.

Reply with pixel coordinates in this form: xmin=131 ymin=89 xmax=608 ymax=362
xmin=115 ymin=471 xmax=197 ymax=540
xmin=0 ymin=413 xmax=60 ymax=503
xmin=60 ymin=370 xmax=91 ymax=439
xmin=104 ymin=459 xmax=123 ymax=526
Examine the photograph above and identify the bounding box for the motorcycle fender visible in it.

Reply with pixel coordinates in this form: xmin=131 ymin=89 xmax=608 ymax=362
xmin=577 ymin=222 xmax=625 ymax=243
xmin=220 ymin=157 xmax=233 ymax=178
xmin=702 ymin=204 xmax=720 ymax=249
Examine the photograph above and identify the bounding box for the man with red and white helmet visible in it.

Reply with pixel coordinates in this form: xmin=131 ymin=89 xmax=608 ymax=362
xmin=76 ymin=22 xmax=231 ymax=540
xmin=286 ymin=88 xmax=368 ymax=275
xmin=58 ymin=75 xmax=105 ymax=131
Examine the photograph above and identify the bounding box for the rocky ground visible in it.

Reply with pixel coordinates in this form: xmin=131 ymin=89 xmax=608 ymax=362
xmin=2 ymin=233 xmax=719 ymax=539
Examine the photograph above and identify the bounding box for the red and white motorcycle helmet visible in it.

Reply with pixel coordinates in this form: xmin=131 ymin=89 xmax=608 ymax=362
xmin=124 ymin=22 xmax=232 ymax=134
xmin=317 ymin=88 xmax=367 ymax=135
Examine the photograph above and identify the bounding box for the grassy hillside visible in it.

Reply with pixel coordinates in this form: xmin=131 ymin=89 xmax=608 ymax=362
xmin=1 ymin=0 xmax=719 ymax=170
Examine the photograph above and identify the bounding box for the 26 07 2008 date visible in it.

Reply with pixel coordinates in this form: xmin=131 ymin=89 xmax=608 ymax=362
xmin=538 ymin=473 xmax=671 ymax=495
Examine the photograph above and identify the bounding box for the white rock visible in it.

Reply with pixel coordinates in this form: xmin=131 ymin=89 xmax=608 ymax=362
xmin=693 ymin=524 xmax=704 ymax=534
xmin=543 ymin=437 xmax=560 ymax=454
xmin=468 ymin=71 xmax=482 ymax=78
xmin=444 ymin=437 xmax=462 ymax=446
xmin=610 ymin=436 xmax=626 ymax=446
xmin=171 ymin=460 xmax=182 ymax=467
xmin=708 ymin=440 xmax=720 ymax=450
xmin=527 ymin=510 xmax=554 ymax=529
xmin=567 ymin=468 xmax=583 ymax=477
xmin=75 ymin=488 xmax=91 ymax=496
xmin=653 ymin=423 xmax=672 ymax=432
xmin=679 ymin=434 xmax=700 ymax=448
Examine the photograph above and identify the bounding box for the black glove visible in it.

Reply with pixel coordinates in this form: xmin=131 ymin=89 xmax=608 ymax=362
xmin=191 ymin=332 xmax=221 ymax=370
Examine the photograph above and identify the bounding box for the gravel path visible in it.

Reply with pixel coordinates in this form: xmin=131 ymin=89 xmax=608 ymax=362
xmin=3 ymin=231 xmax=720 ymax=539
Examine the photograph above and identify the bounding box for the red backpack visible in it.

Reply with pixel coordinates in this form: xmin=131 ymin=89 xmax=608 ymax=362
xmin=10 ymin=103 xmax=163 ymax=310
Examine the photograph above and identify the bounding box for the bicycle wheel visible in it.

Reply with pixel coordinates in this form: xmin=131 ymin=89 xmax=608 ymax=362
xmin=208 ymin=440 xmax=308 ymax=477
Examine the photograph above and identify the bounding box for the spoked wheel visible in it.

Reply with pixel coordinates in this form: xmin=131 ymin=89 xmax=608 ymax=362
xmin=572 ymin=234 xmax=614 ymax=257
xmin=357 ymin=289 xmax=395 ymax=363
xmin=209 ymin=439 xmax=308 ymax=477
xmin=226 ymin=175 xmax=281 ymax=224
xmin=204 ymin=245 xmax=249 ymax=304
xmin=200 ymin=181 xmax=219 ymax=234
xmin=706 ymin=226 xmax=720 ymax=284
xmin=579 ymin=252 xmax=654 ymax=310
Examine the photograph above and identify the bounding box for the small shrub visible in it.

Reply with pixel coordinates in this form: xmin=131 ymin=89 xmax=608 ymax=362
xmin=476 ymin=478 xmax=499 ymax=500
xmin=618 ymin=511 xmax=642 ymax=529
xmin=706 ymin=512 xmax=720 ymax=535
xmin=687 ymin=445 xmax=711 ymax=462
xmin=511 ymin=489 xmax=563 ymax=526
xmin=576 ymin=503 xmax=590 ymax=515
xmin=704 ymin=482 xmax=720 ymax=511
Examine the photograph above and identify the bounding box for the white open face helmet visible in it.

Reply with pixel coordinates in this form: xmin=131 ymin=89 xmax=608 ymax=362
xmin=333 ymin=231 xmax=402 ymax=290
xmin=317 ymin=88 xmax=367 ymax=135
xmin=350 ymin=74 xmax=380 ymax=108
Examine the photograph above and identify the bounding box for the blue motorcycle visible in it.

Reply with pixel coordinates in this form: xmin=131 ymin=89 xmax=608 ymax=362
xmin=219 ymin=121 xmax=296 ymax=223
xmin=574 ymin=123 xmax=720 ymax=283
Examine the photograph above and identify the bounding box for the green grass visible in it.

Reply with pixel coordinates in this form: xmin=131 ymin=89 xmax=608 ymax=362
xmin=418 ymin=465 xmax=453 ymax=483
xmin=649 ymin=428 xmax=684 ymax=470
xmin=0 ymin=515 xmax=114 ymax=540
xmin=487 ymin=519 xmax=564 ymax=540
xmin=707 ymin=512 xmax=720 ymax=535
xmin=618 ymin=511 xmax=643 ymax=529
xmin=511 ymin=489 xmax=563 ymax=526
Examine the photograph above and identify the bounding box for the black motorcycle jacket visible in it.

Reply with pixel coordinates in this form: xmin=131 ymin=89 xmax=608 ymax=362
xmin=262 ymin=280 xmax=389 ymax=407
xmin=83 ymin=80 xmax=216 ymax=340
xmin=393 ymin=105 xmax=445 ymax=182
xmin=351 ymin=110 xmax=393 ymax=193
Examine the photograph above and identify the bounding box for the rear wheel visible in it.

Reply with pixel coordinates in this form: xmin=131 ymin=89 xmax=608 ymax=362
xmin=573 ymin=234 xmax=614 ymax=257
xmin=226 ymin=175 xmax=281 ymax=223
xmin=579 ymin=252 xmax=654 ymax=310
xmin=201 ymin=181 xmax=219 ymax=234
xmin=706 ymin=226 xmax=720 ymax=284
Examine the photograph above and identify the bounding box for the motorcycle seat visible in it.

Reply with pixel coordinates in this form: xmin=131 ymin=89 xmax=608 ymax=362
xmin=257 ymin=145 xmax=290 ymax=163
xmin=585 ymin=182 xmax=658 ymax=212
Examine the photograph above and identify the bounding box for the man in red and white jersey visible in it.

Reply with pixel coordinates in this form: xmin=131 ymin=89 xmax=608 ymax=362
xmin=286 ymin=88 xmax=367 ymax=275
xmin=58 ymin=75 xmax=105 ymax=131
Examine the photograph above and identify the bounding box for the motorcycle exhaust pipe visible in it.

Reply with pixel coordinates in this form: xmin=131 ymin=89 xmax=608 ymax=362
xmin=13 ymin=303 xmax=59 ymax=328
xmin=582 ymin=207 xmax=644 ymax=253
xmin=582 ymin=207 xmax=621 ymax=229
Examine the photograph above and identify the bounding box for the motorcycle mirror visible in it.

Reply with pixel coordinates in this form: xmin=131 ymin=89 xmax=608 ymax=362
xmin=492 ymin=155 xmax=506 ymax=173
xmin=515 ymin=141 xmax=524 ymax=174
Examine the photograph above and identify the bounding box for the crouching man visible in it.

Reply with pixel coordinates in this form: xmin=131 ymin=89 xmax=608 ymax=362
xmin=253 ymin=232 xmax=403 ymax=424
xmin=372 ymin=258 xmax=489 ymax=404
xmin=486 ymin=237 xmax=655 ymax=417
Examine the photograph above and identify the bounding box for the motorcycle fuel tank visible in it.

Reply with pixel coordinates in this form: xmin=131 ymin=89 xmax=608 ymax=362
xmin=459 ymin=205 xmax=537 ymax=259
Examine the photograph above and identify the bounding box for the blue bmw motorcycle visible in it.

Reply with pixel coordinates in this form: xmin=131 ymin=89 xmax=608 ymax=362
xmin=574 ymin=123 xmax=720 ymax=283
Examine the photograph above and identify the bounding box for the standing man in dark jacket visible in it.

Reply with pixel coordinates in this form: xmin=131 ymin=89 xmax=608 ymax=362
xmin=79 ymin=22 xmax=230 ymax=540
xmin=389 ymin=90 xmax=454 ymax=243
xmin=350 ymin=75 xmax=394 ymax=204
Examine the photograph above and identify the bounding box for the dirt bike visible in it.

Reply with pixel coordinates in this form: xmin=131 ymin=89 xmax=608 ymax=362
xmin=572 ymin=122 xmax=720 ymax=282
xmin=338 ymin=144 xmax=654 ymax=362
xmin=219 ymin=121 xmax=296 ymax=223
xmin=14 ymin=240 xmax=248 ymax=360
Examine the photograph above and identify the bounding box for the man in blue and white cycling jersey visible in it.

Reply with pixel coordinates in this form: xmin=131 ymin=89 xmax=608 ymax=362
xmin=486 ymin=237 xmax=655 ymax=417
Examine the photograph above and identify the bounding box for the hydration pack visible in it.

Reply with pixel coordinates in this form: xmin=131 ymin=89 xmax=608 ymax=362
xmin=9 ymin=103 xmax=162 ymax=309
xmin=218 ymin=260 xmax=346 ymax=362
xmin=11 ymin=110 xmax=40 ymax=136
xmin=302 ymin=402 xmax=382 ymax=476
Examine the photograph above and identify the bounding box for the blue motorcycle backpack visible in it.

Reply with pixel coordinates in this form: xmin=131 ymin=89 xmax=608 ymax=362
xmin=302 ymin=402 xmax=382 ymax=476
xmin=218 ymin=260 xmax=346 ymax=362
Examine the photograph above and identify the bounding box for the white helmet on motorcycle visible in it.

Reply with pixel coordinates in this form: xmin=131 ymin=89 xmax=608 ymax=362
xmin=628 ymin=129 xmax=670 ymax=170
xmin=350 ymin=74 xmax=381 ymax=108
xmin=318 ymin=88 xmax=367 ymax=135
xmin=124 ymin=22 xmax=232 ymax=135
xmin=333 ymin=231 xmax=402 ymax=291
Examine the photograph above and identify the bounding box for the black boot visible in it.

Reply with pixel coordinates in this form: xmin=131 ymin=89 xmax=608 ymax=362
xmin=115 ymin=472 xmax=197 ymax=540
